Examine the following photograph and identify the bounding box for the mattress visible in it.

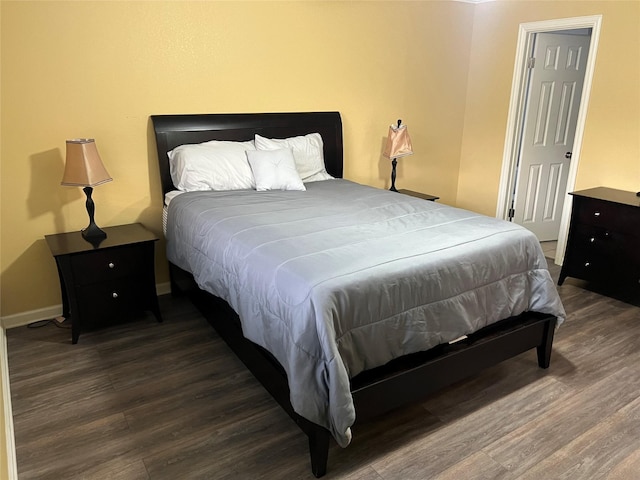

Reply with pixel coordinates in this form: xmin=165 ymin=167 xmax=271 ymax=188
xmin=162 ymin=190 xmax=183 ymax=235
xmin=165 ymin=179 xmax=565 ymax=446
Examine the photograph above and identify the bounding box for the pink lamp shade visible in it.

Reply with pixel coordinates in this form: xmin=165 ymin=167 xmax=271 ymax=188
xmin=383 ymin=123 xmax=414 ymax=160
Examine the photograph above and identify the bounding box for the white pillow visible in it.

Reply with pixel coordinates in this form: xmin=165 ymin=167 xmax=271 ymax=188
xmin=168 ymin=140 xmax=256 ymax=191
xmin=254 ymin=133 xmax=333 ymax=182
xmin=246 ymin=148 xmax=306 ymax=192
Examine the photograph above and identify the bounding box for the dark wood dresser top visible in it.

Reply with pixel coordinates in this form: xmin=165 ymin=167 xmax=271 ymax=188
xmin=570 ymin=187 xmax=640 ymax=208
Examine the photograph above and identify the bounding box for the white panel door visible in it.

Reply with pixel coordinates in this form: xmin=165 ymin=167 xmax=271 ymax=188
xmin=512 ymin=32 xmax=590 ymax=241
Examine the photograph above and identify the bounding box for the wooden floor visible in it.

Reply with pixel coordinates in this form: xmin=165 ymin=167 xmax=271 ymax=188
xmin=7 ymin=261 xmax=640 ymax=479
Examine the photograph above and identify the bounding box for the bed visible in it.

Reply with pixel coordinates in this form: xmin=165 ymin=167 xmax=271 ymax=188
xmin=151 ymin=111 xmax=565 ymax=477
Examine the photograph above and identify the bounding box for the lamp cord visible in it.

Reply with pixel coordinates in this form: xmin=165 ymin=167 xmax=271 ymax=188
xmin=27 ymin=319 xmax=71 ymax=329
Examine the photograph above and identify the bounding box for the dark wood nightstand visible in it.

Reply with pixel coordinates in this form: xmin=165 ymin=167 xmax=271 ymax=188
xmin=45 ymin=223 xmax=162 ymax=344
xmin=397 ymin=189 xmax=439 ymax=201
xmin=558 ymin=187 xmax=640 ymax=296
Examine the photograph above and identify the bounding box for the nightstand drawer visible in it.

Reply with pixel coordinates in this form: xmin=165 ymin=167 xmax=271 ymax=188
xmin=563 ymin=256 xmax=610 ymax=283
xmin=575 ymin=198 xmax=620 ymax=230
xmin=576 ymin=198 xmax=640 ymax=235
xmin=71 ymin=244 xmax=151 ymax=285
xmin=571 ymin=225 xmax=619 ymax=257
xmin=76 ymin=277 xmax=148 ymax=324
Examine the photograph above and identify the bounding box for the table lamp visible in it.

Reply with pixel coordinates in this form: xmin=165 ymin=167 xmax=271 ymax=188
xmin=61 ymin=139 xmax=112 ymax=241
xmin=383 ymin=119 xmax=414 ymax=192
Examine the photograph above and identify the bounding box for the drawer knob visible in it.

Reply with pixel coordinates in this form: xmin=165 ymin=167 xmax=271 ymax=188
xmin=584 ymin=262 xmax=590 ymax=267
xmin=112 ymin=292 xmax=119 ymax=299
xmin=589 ymin=237 xmax=595 ymax=243
xmin=108 ymin=262 xmax=115 ymax=269
xmin=594 ymin=212 xmax=601 ymax=217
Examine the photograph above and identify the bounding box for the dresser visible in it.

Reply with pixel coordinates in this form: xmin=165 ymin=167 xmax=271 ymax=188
xmin=45 ymin=223 xmax=162 ymax=343
xmin=558 ymin=187 xmax=640 ymax=297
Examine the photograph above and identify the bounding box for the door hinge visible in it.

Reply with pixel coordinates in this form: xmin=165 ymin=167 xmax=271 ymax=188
xmin=527 ymin=57 xmax=535 ymax=69
xmin=508 ymin=208 xmax=515 ymax=219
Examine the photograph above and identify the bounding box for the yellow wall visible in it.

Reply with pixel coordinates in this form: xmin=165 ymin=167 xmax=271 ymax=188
xmin=1 ymin=0 xmax=639 ymax=319
xmin=0 ymin=0 xmax=474 ymax=317
xmin=457 ymin=0 xmax=640 ymax=215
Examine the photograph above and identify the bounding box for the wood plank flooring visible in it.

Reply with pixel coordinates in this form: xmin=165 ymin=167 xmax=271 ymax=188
xmin=7 ymin=261 xmax=640 ymax=479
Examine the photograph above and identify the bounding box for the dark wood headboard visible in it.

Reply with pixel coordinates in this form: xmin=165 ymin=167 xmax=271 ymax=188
xmin=151 ymin=112 xmax=344 ymax=197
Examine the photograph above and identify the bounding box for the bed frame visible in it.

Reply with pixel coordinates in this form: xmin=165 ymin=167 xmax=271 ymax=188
xmin=151 ymin=112 xmax=558 ymax=477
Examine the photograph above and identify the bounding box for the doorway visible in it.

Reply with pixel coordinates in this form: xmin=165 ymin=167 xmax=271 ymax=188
xmin=496 ymin=15 xmax=602 ymax=264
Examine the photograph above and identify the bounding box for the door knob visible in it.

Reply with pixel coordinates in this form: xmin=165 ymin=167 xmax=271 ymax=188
xmin=565 ymin=152 xmax=572 ymax=159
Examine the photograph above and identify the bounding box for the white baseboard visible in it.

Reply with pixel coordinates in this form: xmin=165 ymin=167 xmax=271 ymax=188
xmin=0 ymin=282 xmax=171 ymax=330
xmin=1 ymin=327 xmax=18 ymax=480
xmin=1 ymin=305 xmax=63 ymax=330
xmin=156 ymin=282 xmax=171 ymax=296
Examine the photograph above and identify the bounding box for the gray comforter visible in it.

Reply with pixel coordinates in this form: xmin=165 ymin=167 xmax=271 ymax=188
xmin=165 ymin=179 xmax=565 ymax=447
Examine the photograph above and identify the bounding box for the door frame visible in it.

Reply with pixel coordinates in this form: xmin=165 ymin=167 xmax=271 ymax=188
xmin=496 ymin=15 xmax=602 ymax=265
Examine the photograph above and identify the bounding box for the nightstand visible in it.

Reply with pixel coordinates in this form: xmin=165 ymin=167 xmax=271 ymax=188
xmin=45 ymin=223 xmax=162 ymax=344
xmin=397 ymin=189 xmax=439 ymax=201
xmin=558 ymin=187 xmax=640 ymax=295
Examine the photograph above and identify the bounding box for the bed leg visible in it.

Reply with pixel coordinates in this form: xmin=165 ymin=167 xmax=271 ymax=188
xmin=536 ymin=317 xmax=557 ymax=369
xmin=308 ymin=428 xmax=330 ymax=478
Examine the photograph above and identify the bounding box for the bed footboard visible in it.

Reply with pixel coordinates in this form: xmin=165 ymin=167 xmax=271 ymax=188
xmin=350 ymin=312 xmax=556 ymax=422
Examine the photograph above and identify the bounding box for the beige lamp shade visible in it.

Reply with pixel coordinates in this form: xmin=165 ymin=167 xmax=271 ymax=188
xmin=383 ymin=124 xmax=414 ymax=159
xmin=61 ymin=139 xmax=112 ymax=187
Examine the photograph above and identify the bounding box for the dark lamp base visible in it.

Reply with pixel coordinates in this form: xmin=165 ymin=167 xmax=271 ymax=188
xmin=82 ymin=222 xmax=107 ymax=241
xmin=389 ymin=157 xmax=398 ymax=192
xmin=82 ymin=222 xmax=107 ymax=248
xmin=81 ymin=186 xmax=107 ymax=246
